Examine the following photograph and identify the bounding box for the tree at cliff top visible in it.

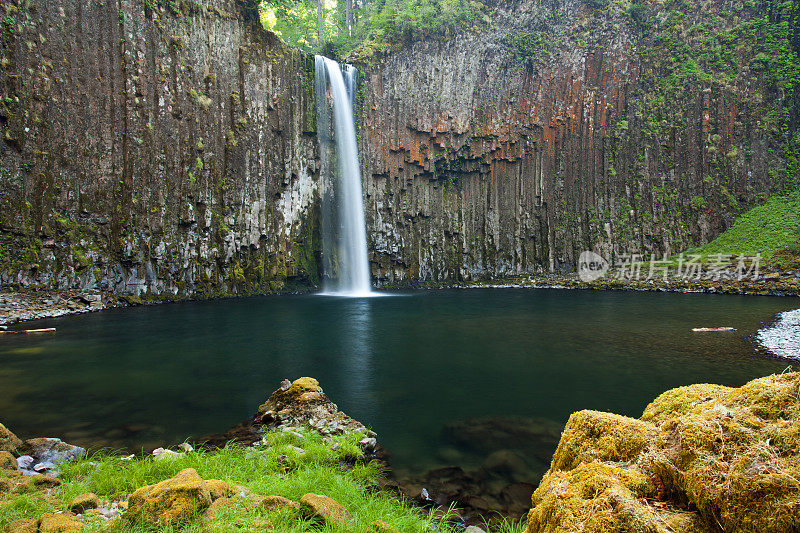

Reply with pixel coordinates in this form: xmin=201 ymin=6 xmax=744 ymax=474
xmin=252 ymin=0 xmax=487 ymax=55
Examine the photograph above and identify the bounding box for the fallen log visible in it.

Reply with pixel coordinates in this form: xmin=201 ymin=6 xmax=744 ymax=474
xmin=692 ymin=327 xmax=737 ymax=332
xmin=0 ymin=328 xmax=56 ymax=335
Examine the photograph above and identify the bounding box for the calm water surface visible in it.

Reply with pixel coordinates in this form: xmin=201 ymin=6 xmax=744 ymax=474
xmin=0 ymin=289 xmax=796 ymax=475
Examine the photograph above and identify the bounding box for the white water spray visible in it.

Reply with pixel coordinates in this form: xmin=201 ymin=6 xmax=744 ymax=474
xmin=315 ymin=56 xmax=372 ymax=296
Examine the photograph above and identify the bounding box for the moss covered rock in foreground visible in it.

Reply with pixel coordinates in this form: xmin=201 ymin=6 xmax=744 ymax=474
xmin=526 ymin=372 xmax=800 ymax=533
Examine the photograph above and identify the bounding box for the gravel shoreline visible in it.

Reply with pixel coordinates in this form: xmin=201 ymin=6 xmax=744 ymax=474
xmin=0 ymin=290 xmax=110 ymax=326
xmin=2 ymin=271 xmax=798 ymax=327
xmin=756 ymin=308 xmax=800 ymax=360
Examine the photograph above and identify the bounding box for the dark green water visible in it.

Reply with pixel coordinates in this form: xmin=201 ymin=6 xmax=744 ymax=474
xmin=0 ymin=289 xmax=795 ymax=476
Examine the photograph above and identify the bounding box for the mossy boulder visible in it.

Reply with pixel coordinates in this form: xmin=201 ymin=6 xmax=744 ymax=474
xmin=550 ymin=410 xmax=657 ymax=471
xmin=526 ymin=462 xmax=665 ymax=532
xmin=0 ymin=450 xmax=17 ymax=471
xmin=124 ymin=468 xmax=222 ymax=527
xmin=38 ymin=513 xmax=83 ymax=533
xmin=30 ymin=475 xmax=61 ymax=488
xmin=0 ymin=423 xmax=21 ymax=455
xmin=69 ymin=492 xmax=100 ymax=513
xmin=259 ymin=494 xmax=298 ymax=512
xmin=255 ymin=377 xmax=368 ymax=436
xmin=526 ymin=372 xmax=800 ymax=533
xmin=299 ymin=493 xmax=352 ymax=525
xmin=650 ymin=373 xmax=800 ymax=532
xmin=205 ymin=479 xmax=232 ymax=500
xmin=642 ymin=383 xmax=732 ymax=424
xmin=257 ymin=377 xmax=326 ymax=418
xmin=202 ymin=496 xmax=233 ymax=523
xmin=5 ymin=518 xmax=38 ymax=533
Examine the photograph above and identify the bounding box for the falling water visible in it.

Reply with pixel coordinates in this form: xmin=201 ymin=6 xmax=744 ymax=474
xmin=315 ymin=56 xmax=372 ymax=296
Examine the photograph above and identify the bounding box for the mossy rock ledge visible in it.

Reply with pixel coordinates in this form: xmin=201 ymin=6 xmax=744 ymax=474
xmin=526 ymin=372 xmax=800 ymax=533
xmin=256 ymin=377 xmax=372 ymax=437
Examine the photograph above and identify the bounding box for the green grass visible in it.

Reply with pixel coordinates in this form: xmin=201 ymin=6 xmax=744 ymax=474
xmin=682 ymin=189 xmax=800 ymax=266
xmin=0 ymin=430 xmax=525 ymax=532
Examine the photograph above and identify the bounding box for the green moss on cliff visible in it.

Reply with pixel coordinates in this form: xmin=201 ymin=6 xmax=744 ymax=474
xmin=682 ymin=189 xmax=800 ymax=263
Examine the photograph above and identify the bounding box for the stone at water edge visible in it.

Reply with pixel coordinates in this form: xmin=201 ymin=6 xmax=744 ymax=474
xmin=255 ymin=377 xmax=368 ymax=436
xmin=69 ymin=493 xmax=101 ymax=514
xmin=464 ymin=527 xmax=488 ymax=533
xmin=17 ymin=438 xmax=85 ymax=466
xmin=524 ymin=372 xmax=800 ymax=533
xmin=0 ymin=450 xmax=18 ymax=471
xmin=152 ymin=447 xmax=186 ymax=460
xmin=0 ymin=423 xmax=22 ymax=454
xmin=299 ymin=493 xmax=352 ymax=525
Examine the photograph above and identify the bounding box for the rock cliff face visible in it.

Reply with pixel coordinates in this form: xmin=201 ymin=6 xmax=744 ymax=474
xmin=0 ymin=0 xmax=794 ymax=293
xmin=0 ymin=0 xmax=318 ymax=296
xmin=358 ymin=0 xmax=793 ymax=282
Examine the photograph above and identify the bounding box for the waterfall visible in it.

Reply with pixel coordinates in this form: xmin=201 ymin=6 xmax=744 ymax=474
xmin=315 ymin=55 xmax=372 ymax=296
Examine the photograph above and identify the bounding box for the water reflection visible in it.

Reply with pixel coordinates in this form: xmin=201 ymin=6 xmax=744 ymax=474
xmin=334 ymin=298 xmax=375 ymax=420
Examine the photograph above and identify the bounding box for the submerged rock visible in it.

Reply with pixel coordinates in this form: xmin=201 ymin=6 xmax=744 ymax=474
xmin=525 ymin=372 xmax=800 ymax=533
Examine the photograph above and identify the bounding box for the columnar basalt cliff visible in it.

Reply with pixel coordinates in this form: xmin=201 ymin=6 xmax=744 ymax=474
xmin=0 ymin=0 xmax=795 ymax=293
xmin=0 ymin=0 xmax=319 ymax=296
xmin=358 ymin=0 xmax=794 ymax=282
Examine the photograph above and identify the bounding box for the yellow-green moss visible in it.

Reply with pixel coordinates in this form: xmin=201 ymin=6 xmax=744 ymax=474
xmin=257 ymin=377 xmax=325 ymax=417
xmin=526 ymin=462 xmax=662 ymax=533
xmin=124 ymin=468 xmax=213 ymax=527
xmin=550 ymin=410 xmax=657 ymax=472
xmin=642 ymin=383 xmax=732 ymax=424
xmin=529 ymin=373 xmax=800 ymax=533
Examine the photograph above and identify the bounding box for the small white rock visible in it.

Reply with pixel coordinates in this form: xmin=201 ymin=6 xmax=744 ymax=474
xmin=152 ymin=448 xmax=185 ymax=460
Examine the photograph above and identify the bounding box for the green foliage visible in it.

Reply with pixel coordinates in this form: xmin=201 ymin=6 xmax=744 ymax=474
xmin=259 ymin=0 xmax=487 ymax=55
xmin=503 ymin=30 xmax=554 ymax=64
xmin=690 ymin=195 xmax=709 ymax=211
xmin=628 ymin=2 xmax=651 ymax=32
xmin=684 ymin=189 xmax=800 ymax=262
